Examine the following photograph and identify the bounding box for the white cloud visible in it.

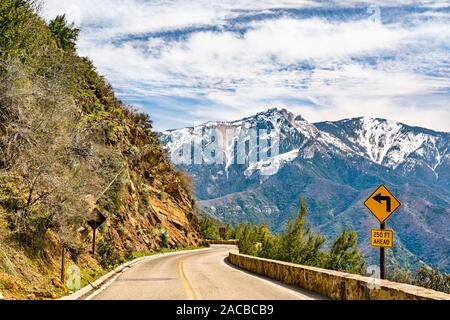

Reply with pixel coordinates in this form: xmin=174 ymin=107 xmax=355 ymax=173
xmin=295 ymin=96 xmax=450 ymax=132
xmin=41 ymin=0 xmax=318 ymax=37
xmin=41 ymin=0 xmax=450 ymax=131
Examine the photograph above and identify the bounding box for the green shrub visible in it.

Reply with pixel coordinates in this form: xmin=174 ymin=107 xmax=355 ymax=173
xmin=140 ymin=187 xmax=150 ymax=206
xmin=158 ymin=191 xmax=166 ymax=201
xmin=128 ymin=145 xmax=140 ymax=156
xmin=84 ymin=103 xmax=104 ymax=113
xmin=97 ymin=239 xmax=122 ymax=269
xmin=388 ymin=266 xmax=450 ymax=294
xmin=160 ymin=229 xmax=169 ymax=248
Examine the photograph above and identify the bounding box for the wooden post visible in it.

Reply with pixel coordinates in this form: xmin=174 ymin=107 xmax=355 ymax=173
xmin=380 ymin=222 xmax=385 ymax=279
xmin=61 ymin=246 xmax=65 ymax=283
xmin=92 ymin=227 xmax=96 ymax=255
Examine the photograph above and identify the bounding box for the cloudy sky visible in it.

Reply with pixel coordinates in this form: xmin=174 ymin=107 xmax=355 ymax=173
xmin=41 ymin=0 xmax=450 ymax=131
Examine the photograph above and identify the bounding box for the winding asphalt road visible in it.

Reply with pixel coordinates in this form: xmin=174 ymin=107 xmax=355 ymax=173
xmin=88 ymin=245 xmax=325 ymax=300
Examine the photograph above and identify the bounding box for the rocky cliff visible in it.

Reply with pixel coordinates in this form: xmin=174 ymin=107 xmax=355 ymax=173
xmin=0 ymin=0 xmax=201 ymax=300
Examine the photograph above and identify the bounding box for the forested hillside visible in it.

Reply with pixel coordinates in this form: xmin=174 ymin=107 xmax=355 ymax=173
xmin=0 ymin=0 xmax=201 ymax=299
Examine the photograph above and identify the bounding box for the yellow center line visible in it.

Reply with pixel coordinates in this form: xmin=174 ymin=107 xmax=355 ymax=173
xmin=177 ymin=259 xmax=202 ymax=300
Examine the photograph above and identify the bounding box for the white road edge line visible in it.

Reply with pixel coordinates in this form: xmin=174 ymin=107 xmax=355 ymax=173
xmin=82 ymin=248 xmax=210 ymax=300
xmin=84 ymin=266 xmax=130 ymax=300
xmin=220 ymin=255 xmax=318 ymax=300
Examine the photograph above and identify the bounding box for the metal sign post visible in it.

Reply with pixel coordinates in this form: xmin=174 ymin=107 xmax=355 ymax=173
xmin=364 ymin=184 xmax=401 ymax=280
xmin=380 ymin=222 xmax=385 ymax=279
xmin=87 ymin=209 xmax=107 ymax=255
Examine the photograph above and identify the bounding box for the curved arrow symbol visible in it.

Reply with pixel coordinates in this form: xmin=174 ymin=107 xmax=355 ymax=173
xmin=373 ymin=193 xmax=391 ymax=212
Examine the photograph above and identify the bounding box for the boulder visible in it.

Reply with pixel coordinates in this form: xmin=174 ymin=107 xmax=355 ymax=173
xmin=51 ymin=278 xmax=66 ymax=290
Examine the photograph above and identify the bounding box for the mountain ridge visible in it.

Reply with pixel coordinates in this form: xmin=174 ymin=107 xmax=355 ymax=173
xmin=160 ymin=107 xmax=450 ymax=273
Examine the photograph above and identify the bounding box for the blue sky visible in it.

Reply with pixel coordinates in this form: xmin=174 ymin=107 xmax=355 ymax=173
xmin=42 ymin=1 xmax=450 ymax=131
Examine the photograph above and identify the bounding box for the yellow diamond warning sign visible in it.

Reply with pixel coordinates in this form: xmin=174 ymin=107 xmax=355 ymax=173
xmin=371 ymin=229 xmax=393 ymax=248
xmin=364 ymin=184 xmax=400 ymax=223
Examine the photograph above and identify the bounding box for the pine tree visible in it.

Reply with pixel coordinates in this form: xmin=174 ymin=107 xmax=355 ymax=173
xmin=278 ymin=198 xmax=326 ymax=266
xmin=232 ymin=224 xmax=244 ymax=240
xmin=48 ymin=14 xmax=79 ymax=51
xmin=223 ymin=223 xmax=232 ymax=240
xmin=199 ymin=216 xmax=219 ymax=240
xmin=325 ymin=227 xmax=365 ymax=273
xmin=231 ymin=197 xmax=366 ymax=275
xmin=258 ymin=223 xmax=277 ymax=258
xmin=238 ymin=224 xmax=259 ymax=255
xmin=415 ymin=267 xmax=450 ymax=293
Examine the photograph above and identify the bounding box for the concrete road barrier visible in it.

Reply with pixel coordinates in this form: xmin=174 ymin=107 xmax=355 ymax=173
xmin=228 ymin=252 xmax=450 ymax=300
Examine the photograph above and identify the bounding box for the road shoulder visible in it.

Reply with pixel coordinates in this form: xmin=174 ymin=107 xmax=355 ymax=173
xmin=59 ymin=247 xmax=210 ymax=300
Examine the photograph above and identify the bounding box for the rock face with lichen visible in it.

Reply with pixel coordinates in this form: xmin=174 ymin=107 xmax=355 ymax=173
xmin=83 ymin=107 xmax=203 ymax=267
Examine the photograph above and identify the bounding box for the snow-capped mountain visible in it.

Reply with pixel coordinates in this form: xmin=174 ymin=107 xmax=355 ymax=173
xmin=316 ymin=118 xmax=450 ymax=185
xmin=161 ymin=108 xmax=449 ymax=187
xmin=159 ymin=108 xmax=450 ymax=273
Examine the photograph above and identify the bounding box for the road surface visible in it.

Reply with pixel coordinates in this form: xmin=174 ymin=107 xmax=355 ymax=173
xmin=89 ymin=245 xmax=325 ymax=300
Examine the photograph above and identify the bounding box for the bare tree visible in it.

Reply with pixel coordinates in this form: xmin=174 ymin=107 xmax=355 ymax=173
xmin=0 ymin=58 xmax=124 ymax=249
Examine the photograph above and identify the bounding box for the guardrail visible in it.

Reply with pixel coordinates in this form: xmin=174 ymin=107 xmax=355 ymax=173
xmin=228 ymin=252 xmax=450 ymax=300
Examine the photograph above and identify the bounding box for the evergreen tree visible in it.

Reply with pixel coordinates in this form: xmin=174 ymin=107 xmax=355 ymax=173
xmin=258 ymin=223 xmax=277 ymax=258
xmin=325 ymin=228 xmax=365 ymax=273
xmin=224 ymin=223 xmax=233 ymax=240
xmin=48 ymin=14 xmax=79 ymax=51
xmin=231 ymin=197 xmax=367 ymax=275
xmin=199 ymin=216 xmax=219 ymax=240
xmin=238 ymin=224 xmax=259 ymax=255
xmin=415 ymin=267 xmax=450 ymax=293
xmin=233 ymin=224 xmax=244 ymax=240
xmin=278 ymin=198 xmax=326 ymax=266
